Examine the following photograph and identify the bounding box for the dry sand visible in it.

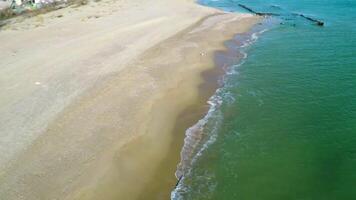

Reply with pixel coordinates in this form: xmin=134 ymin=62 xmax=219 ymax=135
xmin=0 ymin=0 xmax=260 ymax=199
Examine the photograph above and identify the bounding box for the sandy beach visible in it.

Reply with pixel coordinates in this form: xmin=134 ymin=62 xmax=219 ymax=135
xmin=0 ymin=0 xmax=259 ymax=199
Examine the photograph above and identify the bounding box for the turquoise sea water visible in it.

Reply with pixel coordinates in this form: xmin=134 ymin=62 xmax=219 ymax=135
xmin=173 ymin=0 xmax=356 ymax=199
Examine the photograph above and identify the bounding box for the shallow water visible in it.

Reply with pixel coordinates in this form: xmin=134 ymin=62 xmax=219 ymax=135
xmin=173 ymin=0 xmax=356 ymax=199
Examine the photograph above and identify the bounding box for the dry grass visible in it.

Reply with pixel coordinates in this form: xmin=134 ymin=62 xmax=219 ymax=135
xmin=0 ymin=0 xmax=94 ymax=22
xmin=0 ymin=7 xmax=16 ymax=20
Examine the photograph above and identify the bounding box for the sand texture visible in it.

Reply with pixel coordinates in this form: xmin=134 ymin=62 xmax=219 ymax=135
xmin=0 ymin=0 xmax=259 ymax=199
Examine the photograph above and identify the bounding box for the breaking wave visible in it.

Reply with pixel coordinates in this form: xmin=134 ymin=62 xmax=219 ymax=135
xmin=171 ymin=26 xmax=268 ymax=200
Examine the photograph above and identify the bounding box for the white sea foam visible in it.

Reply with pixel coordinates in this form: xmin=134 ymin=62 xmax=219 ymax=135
xmin=171 ymin=26 xmax=268 ymax=200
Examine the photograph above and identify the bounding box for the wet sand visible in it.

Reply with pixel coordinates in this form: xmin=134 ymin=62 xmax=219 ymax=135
xmin=0 ymin=0 xmax=259 ymax=199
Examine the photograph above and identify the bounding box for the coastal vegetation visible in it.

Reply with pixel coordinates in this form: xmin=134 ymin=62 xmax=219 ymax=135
xmin=0 ymin=0 xmax=91 ymax=21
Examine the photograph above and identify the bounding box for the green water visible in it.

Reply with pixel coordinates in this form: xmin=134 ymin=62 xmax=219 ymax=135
xmin=173 ymin=0 xmax=356 ymax=199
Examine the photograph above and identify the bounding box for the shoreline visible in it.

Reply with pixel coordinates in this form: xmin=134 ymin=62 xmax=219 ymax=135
xmin=172 ymin=22 xmax=271 ymax=198
xmin=0 ymin=0 xmax=260 ymax=199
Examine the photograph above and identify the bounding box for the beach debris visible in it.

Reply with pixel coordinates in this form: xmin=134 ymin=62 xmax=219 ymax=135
xmin=35 ymin=81 xmax=41 ymax=85
xmin=175 ymin=175 xmax=183 ymax=188
xmin=238 ymin=4 xmax=280 ymax=17
xmin=293 ymin=13 xmax=324 ymax=26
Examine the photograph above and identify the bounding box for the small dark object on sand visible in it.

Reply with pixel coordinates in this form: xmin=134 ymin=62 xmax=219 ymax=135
xmin=175 ymin=176 xmax=183 ymax=188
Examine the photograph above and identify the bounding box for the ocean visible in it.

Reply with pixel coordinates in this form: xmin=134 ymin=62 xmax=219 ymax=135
xmin=172 ymin=0 xmax=356 ymax=199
